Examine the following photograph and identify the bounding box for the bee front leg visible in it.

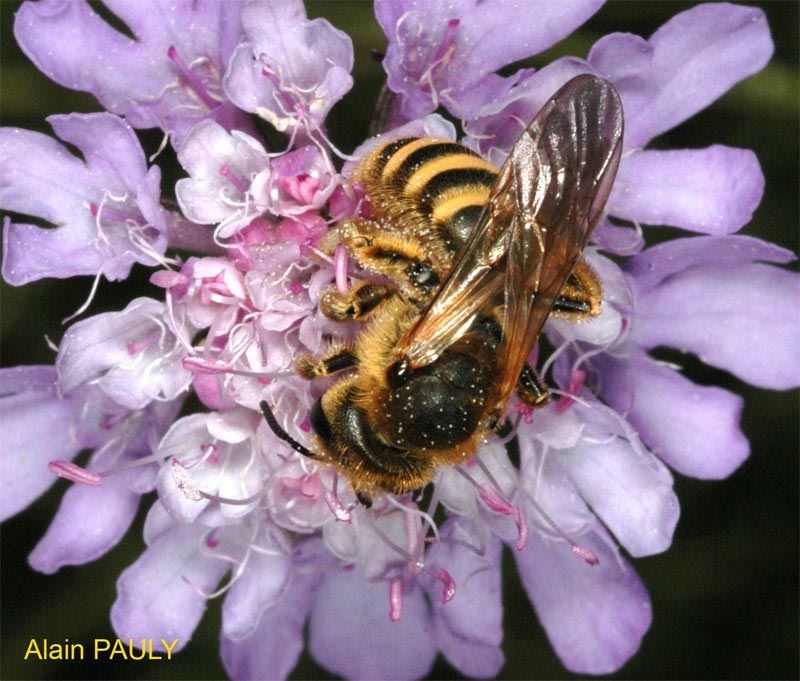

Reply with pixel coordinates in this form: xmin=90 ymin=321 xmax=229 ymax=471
xmin=355 ymin=491 xmax=373 ymax=508
xmin=296 ymin=346 xmax=358 ymax=380
xmin=349 ymin=233 xmax=441 ymax=304
xmin=328 ymin=219 xmax=442 ymax=305
xmin=319 ymin=281 xmax=393 ymax=321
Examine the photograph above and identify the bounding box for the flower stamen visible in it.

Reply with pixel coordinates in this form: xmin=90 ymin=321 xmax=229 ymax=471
xmin=389 ymin=579 xmax=403 ymax=622
xmin=167 ymin=46 xmax=219 ymax=110
xmin=48 ymin=460 xmax=102 ymax=486
xmin=334 ymin=245 xmax=350 ymax=293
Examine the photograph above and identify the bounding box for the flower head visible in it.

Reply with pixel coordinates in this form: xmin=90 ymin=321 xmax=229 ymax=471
xmin=2 ymin=2 xmax=797 ymax=680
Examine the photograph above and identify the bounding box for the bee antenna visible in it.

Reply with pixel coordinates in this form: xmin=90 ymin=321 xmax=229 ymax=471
xmin=259 ymin=400 xmax=316 ymax=458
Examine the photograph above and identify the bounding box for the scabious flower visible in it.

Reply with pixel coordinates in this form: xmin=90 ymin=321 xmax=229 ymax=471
xmin=1 ymin=1 xmax=797 ymax=679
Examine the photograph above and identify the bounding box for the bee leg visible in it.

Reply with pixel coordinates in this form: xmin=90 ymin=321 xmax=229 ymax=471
xmin=552 ymin=256 xmax=602 ymax=320
xmin=329 ymin=220 xmax=441 ymax=304
xmin=356 ymin=491 xmax=373 ymax=508
xmin=493 ymin=417 xmax=514 ymax=438
xmin=296 ymin=347 xmax=357 ymax=380
xmin=350 ymin=234 xmax=441 ymax=302
xmin=517 ymin=364 xmax=550 ymax=406
xmin=319 ymin=281 xmax=392 ymax=321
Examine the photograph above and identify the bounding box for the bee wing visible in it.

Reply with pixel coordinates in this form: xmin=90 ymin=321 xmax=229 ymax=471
xmin=395 ymin=75 xmax=623 ymax=409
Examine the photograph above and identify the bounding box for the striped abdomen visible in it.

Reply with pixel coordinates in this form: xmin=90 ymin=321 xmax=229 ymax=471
xmin=352 ymin=137 xmax=498 ymax=255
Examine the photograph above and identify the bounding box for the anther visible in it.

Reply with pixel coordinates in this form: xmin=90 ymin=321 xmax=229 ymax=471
xmin=334 ymin=243 xmax=349 ymax=293
xmin=48 ymin=460 xmax=102 ymax=486
xmin=323 ymin=490 xmax=352 ymax=523
xmin=429 ymin=568 xmax=456 ymax=604
xmin=477 ymin=484 xmax=528 ymax=551
xmin=389 ymin=579 xmax=403 ymax=622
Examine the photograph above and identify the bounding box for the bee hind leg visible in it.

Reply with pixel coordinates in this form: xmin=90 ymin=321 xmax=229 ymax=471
xmin=517 ymin=364 xmax=550 ymax=407
xmin=552 ymin=256 xmax=602 ymax=320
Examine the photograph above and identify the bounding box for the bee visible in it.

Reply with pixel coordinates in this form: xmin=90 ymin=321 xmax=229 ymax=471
xmin=261 ymin=75 xmax=623 ymax=505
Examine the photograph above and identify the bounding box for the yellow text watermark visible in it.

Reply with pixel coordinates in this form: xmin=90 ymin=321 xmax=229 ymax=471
xmin=24 ymin=638 xmax=179 ymax=661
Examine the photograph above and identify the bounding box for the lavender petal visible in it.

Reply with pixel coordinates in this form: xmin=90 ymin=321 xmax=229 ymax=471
xmin=308 ymin=565 xmax=437 ymax=680
xmin=632 ymin=263 xmax=800 ymax=389
xmin=515 ymin=527 xmax=652 ymax=674
xmin=595 ymin=348 xmax=749 ymax=479
xmin=220 ymin=527 xmax=292 ymax=641
xmin=14 ymin=0 xmax=248 ymax=145
xmin=376 ymin=0 xmax=603 ymax=119
xmin=110 ymin=522 xmax=229 ymax=650
xmin=28 ymin=469 xmax=139 ymax=573
xmin=610 ymin=146 xmax=765 ymax=234
xmin=0 ymin=367 xmax=79 ymax=520
xmin=427 ymin=517 xmax=504 ymax=678
xmin=221 ymin=564 xmax=318 ymax=681
xmin=1 ymin=114 xmax=166 ymax=284
xmin=610 ymin=3 xmax=773 ymax=148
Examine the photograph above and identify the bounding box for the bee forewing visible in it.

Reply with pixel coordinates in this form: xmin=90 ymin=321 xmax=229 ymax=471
xmin=395 ymin=74 xmax=623 ymax=411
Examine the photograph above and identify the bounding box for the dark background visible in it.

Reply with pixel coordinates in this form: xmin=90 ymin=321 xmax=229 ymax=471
xmin=1 ymin=2 xmax=798 ymax=679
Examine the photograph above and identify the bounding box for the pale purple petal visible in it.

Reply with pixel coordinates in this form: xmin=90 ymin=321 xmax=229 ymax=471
xmin=376 ymin=0 xmax=603 ymax=119
xmin=609 ymin=146 xmax=764 ymax=234
xmin=548 ymin=297 xmax=622 ymax=346
xmin=632 ymin=263 xmax=800 ymax=389
xmin=591 ymin=219 xmax=645 ymax=255
xmin=2 ymin=217 xmax=103 ymax=285
xmin=427 ymin=517 xmax=504 ymax=678
xmin=0 ymin=367 xmax=79 ymax=520
xmin=564 ymin=402 xmax=680 ymax=557
xmin=595 ymin=349 xmax=748 ymax=479
xmin=1 ymin=114 xmax=166 ymax=284
xmin=515 ymin=527 xmax=651 ymax=674
xmin=597 ymin=3 xmax=774 ymax=148
xmin=308 ymin=565 xmax=437 ymax=680
xmin=175 ymin=120 xmax=268 ymax=229
xmin=142 ymin=500 xmax=176 ymax=545
xmin=110 ymin=523 xmax=229 ymax=650
xmin=14 ymin=0 xmax=249 ymax=145
xmin=463 ymin=57 xmax=594 ymax=158
xmin=56 ymin=297 xmax=191 ymax=409
xmin=626 ymin=236 xmax=799 ymax=389
xmin=28 ymin=470 xmax=139 ymax=574
xmin=221 ymin=566 xmax=318 ymax=681
xmin=221 ymin=528 xmax=292 ymax=641
xmin=155 ymin=414 xmax=215 ymax=522
xmin=625 ymin=234 xmax=796 ymax=292
xmin=223 ymin=0 xmax=353 ymax=132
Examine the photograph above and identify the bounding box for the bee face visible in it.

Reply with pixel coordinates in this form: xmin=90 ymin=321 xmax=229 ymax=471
xmin=265 ymin=75 xmax=624 ymax=502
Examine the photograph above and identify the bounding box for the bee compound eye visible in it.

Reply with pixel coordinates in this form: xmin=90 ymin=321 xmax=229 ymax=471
xmin=310 ymin=396 xmax=333 ymax=444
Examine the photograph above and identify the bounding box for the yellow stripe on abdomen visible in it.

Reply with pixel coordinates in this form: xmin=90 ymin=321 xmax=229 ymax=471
xmin=404 ymin=154 xmax=496 ymax=196
xmin=430 ymin=184 xmax=493 ymax=225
